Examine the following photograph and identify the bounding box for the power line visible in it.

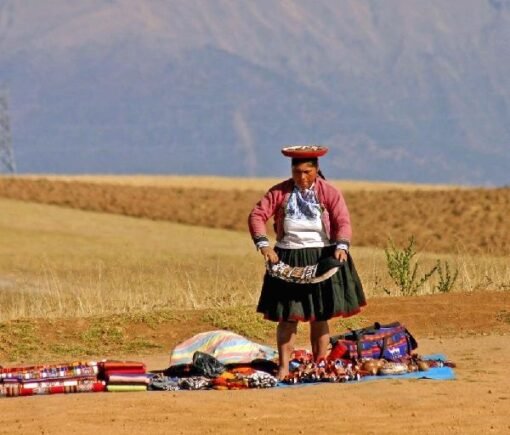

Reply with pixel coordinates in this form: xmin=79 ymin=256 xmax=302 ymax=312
xmin=0 ymin=87 xmax=16 ymax=173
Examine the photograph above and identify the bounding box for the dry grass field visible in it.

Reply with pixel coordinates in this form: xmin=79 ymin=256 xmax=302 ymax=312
xmin=1 ymin=176 xmax=509 ymax=434
xmin=1 ymin=194 xmax=508 ymax=323
xmin=0 ymin=197 xmax=264 ymax=320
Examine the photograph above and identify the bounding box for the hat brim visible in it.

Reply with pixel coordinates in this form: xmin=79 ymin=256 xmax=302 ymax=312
xmin=281 ymin=146 xmax=328 ymax=158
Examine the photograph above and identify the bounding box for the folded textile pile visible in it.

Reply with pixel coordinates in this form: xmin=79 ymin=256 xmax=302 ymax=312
xmin=99 ymin=361 xmax=151 ymax=392
xmin=151 ymin=330 xmax=279 ymax=391
xmin=149 ymin=352 xmax=278 ymax=391
xmin=150 ymin=373 xmax=213 ymax=391
xmin=212 ymin=367 xmax=278 ymax=390
xmin=149 ymin=370 xmax=278 ymax=391
xmin=0 ymin=361 xmax=104 ymax=397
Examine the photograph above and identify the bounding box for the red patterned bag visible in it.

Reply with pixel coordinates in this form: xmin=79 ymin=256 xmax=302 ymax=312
xmin=329 ymin=322 xmax=418 ymax=361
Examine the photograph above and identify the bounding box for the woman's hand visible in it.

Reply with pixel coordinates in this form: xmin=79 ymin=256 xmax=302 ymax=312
xmin=334 ymin=249 xmax=348 ymax=263
xmin=260 ymin=246 xmax=279 ymax=264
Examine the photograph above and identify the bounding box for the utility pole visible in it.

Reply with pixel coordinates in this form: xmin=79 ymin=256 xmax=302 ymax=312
xmin=0 ymin=88 xmax=16 ymax=173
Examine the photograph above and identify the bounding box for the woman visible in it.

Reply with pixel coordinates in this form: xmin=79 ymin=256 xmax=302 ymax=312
xmin=248 ymin=146 xmax=366 ymax=379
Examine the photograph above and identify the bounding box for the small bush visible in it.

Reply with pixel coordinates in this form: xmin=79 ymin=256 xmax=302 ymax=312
xmin=435 ymin=260 xmax=459 ymax=293
xmin=384 ymin=236 xmax=437 ymax=296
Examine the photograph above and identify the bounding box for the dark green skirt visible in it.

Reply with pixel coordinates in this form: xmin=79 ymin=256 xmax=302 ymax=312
xmin=257 ymin=245 xmax=366 ymax=322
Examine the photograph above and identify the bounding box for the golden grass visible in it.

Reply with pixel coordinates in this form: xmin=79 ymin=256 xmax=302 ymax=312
xmin=1 ymin=198 xmax=509 ymax=322
xmin=0 ymin=198 xmax=263 ymax=321
xmin=12 ymin=174 xmax=463 ymax=192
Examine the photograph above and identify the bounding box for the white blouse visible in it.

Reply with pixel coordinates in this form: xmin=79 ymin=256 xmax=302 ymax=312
xmin=275 ymin=185 xmax=331 ymax=249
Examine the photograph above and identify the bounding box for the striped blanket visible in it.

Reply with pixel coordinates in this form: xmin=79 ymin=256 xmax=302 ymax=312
xmin=0 ymin=361 xmax=104 ymax=398
xmin=169 ymin=330 xmax=278 ymax=367
xmin=98 ymin=360 xmax=149 ymax=392
xmin=0 ymin=379 xmax=105 ymax=397
xmin=0 ymin=361 xmax=98 ymax=382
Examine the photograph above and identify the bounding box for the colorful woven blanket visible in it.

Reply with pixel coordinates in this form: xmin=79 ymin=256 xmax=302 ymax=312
xmin=0 ymin=360 xmax=151 ymax=398
xmin=98 ymin=360 xmax=149 ymax=393
xmin=107 ymin=374 xmax=151 ymax=385
xmin=0 ymin=361 xmax=98 ymax=382
xmin=169 ymin=330 xmax=277 ymax=367
xmin=106 ymin=385 xmax=147 ymax=392
xmin=98 ymin=361 xmax=146 ymax=377
xmin=0 ymin=379 xmax=105 ymax=397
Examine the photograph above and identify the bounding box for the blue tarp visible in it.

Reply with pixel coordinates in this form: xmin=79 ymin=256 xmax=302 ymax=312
xmin=277 ymin=354 xmax=455 ymax=387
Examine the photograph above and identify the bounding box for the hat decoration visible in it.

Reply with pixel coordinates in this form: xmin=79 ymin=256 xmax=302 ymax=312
xmin=281 ymin=145 xmax=329 ymax=158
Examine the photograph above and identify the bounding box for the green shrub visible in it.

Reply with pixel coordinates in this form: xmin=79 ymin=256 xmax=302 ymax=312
xmin=435 ymin=260 xmax=459 ymax=293
xmin=384 ymin=236 xmax=437 ymax=296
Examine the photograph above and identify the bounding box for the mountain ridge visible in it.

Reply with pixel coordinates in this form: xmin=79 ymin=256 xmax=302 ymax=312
xmin=0 ymin=0 xmax=509 ymax=184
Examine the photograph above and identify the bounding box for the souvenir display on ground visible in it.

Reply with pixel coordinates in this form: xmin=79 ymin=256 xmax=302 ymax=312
xmin=0 ymin=325 xmax=457 ymax=398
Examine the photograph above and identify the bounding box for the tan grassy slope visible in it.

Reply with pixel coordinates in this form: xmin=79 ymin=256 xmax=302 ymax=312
xmin=0 ymin=197 xmax=263 ymax=321
xmin=0 ymin=176 xmax=509 ymax=255
xmin=1 ymin=196 xmax=509 ymax=364
xmin=1 ymin=197 xmax=509 ymax=324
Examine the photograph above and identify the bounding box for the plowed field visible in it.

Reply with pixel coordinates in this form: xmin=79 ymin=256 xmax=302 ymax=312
xmin=1 ymin=177 xmax=509 ymax=255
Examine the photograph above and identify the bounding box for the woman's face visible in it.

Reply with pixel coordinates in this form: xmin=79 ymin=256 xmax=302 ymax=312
xmin=292 ymin=162 xmax=318 ymax=190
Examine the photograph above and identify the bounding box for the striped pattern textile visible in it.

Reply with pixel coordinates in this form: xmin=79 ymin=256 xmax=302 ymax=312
xmin=0 ymin=362 xmax=107 ymax=398
xmin=0 ymin=361 xmax=98 ymax=382
xmin=169 ymin=330 xmax=278 ymax=367
xmin=0 ymin=379 xmax=105 ymax=397
xmin=99 ymin=360 xmax=149 ymax=392
xmin=106 ymin=385 xmax=147 ymax=392
xmin=0 ymin=360 xmax=151 ymax=397
xmin=107 ymin=374 xmax=151 ymax=385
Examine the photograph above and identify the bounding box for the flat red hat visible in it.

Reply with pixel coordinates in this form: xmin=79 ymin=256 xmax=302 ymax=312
xmin=281 ymin=145 xmax=329 ymax=158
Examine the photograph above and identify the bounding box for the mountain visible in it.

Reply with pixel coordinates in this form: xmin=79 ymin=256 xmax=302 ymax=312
xmin=0 ymin=0 xmax=509 ymax=184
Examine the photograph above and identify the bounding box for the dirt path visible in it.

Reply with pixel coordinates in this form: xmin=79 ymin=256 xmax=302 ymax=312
xmin=1 ymin=337 xmax=509 ymax=434
xmin=1 ymin=292 xmax=509 ymax=434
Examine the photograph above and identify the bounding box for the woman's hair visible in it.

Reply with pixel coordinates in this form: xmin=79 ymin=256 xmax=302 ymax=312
xmin=291 ymin=157 xmax=326 ymax=180
xmin=291 ymin=157 xmax=318 ymax=167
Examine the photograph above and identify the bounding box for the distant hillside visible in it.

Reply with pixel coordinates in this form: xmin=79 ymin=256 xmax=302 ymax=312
xmin=1 ymin=177 xmax=509 ymax=256
xmin=0 ymin=0 xmax=509 ymax=184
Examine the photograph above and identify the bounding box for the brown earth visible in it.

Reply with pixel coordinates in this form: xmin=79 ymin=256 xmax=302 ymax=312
xmin=1 ymin=292 xmax=509 ymax=434
xmin=0 ymin=177 xmax=509 ymax=256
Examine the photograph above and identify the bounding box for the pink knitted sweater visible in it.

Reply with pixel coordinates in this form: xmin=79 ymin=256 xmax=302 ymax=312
xmin=248 ymin=177 xmax=352 ymax=247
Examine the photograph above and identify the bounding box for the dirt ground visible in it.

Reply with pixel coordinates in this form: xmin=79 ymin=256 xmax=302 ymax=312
xmin=1 ymin=292 xmax=509 ymax=434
